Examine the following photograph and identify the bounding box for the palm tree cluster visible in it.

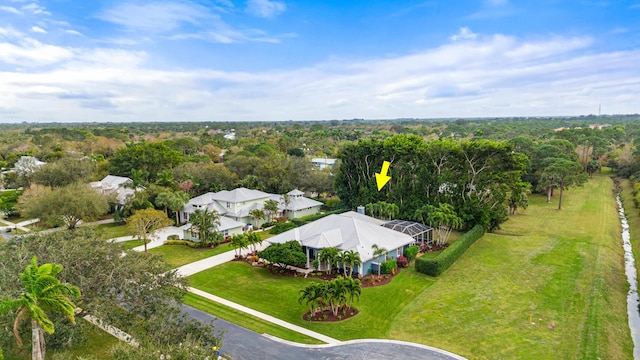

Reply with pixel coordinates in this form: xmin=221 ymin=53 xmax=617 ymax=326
xmin=317 ymin=248 xmax=361 ymax=277
xmin=230 ymin=232 xmax=263 ymax=257
xmin=414 ymin=202 xmax=463 ymax=247
xmin=189 ymin=208 xmax=222 ymax=247
xmin=365 ymin=201 xmax=399 ymax=220
xmin=298 ymin=276 xmax=361 ymax=318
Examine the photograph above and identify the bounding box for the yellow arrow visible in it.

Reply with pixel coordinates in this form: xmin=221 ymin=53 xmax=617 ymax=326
xmin=375 ymin=161 xmax=391 ymax=191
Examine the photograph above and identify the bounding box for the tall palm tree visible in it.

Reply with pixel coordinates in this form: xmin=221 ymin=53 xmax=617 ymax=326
xmin=342 ymin=250 xmax=361 ymax=277
xmin=190 ymin=208 xmax=222 ymax=247
xmin=426 ymin=203 xmax=463 ymax=246
xmin=371 ymin=244 xmax=387 ymax=277
xmin=0 ymin=256 xmax=81 ymax=360
xmin=298 ymin=282 xmax=325 ymax=318
xmin=318 ymin=247 xmax=339 ymax=274
xmin=343 ymin=277 xmax=362 ymax=310
xmin=154 ymin=192 xmax=172 ymax=217
xmin=167 ymin=191 xmax=189 ymax=224
xmin=263 ymin=199 xmax=279 ymax=223
xmin=249 ymin=209 xmax=266 ymax=229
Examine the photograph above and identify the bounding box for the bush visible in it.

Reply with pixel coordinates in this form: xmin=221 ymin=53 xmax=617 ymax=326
xmin=275 ymin=216 xmax=289 ymax=223
xmin=269 ymin=221 xmax=298 ymax=234
xmin=415 ymin=225 xmax=485 ymax=276
xmin=167 ymin=234 xmax=180 ymax=240
xmin=164 ymin=239 xmax=202 ymax=248
xmin=404 ymin=245 xmax=419 ymax=261
xmin=396 ymin=255 xmax=408 ymax=268
xmin=380 ymin=259 xmax=397 ymax=274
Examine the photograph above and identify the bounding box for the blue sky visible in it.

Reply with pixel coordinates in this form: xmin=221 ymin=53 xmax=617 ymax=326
xmin=0 ymin=0 xmax=639 ymax=122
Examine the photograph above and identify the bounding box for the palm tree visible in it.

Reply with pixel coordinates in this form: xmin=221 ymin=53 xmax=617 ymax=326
xmin=155 ymin=192 xmax=172 ymax=217
xmin=318 ymin=247 xmax=339 ymax=274
xmin=281 ymin=193 xmax=292 ymax=218
xmin=263 ymin=199 xmax=279 ymax=224
xmin=246 ymin=232 xmax=262 ymax=253
xmin=190 ymin=208 xmax=222 ymax=247
xmin=230 ymin=234 xmax=247 ymax=257
xmin=0 ymin=256 xmax=81 ymax=360
xmin=249 ymin=208 xmax=266 ymax=229
xmin=298 ymin=282 xmax=324 ymax=318
xmin=343 ymin=277 xmax=362 ymax=310
xmin=167 ymin=191 xmax=189 ymax=224
xmin=426 ymin=203 xmax=463 ymax=247
xmin=326 ymin=276 xmax=348 ymax=316
xmin=342 ymin=250 xmax=361 ymax=277
xmin=371 ymin=244 xmax=387 ymax=277
xmin=335 ymin=252 xmax=346 ymax=276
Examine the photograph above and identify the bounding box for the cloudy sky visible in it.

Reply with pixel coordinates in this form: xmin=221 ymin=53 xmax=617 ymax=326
xmin=0 ymin=0 xmax=639 ymax=122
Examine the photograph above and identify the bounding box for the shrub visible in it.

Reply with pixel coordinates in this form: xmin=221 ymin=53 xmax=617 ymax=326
xmin=164 ymin=239 xmax=202 ymax=248
xmin=380 ymin=259 xmax=397 ymax=274
xmin=167 ymin=234 xmax=180 ymax=240
xmin=415 ymin=225 xmax=485 ymax=276
xmin=275 ymin=216 xmax=289 ymax=223
xmin=404 ymin=245 xmax=419 ymax=261
xmin=269 ymin=221 xmax=298 ymax=234
xmin=164 ymin=240 xmax=189 ymax=246
xmin=396 ymin=255 xmax=408 ymax=268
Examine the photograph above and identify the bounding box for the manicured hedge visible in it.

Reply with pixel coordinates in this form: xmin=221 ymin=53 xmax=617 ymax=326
xmin=415 ymin=225 xmax=485 ymax=277
xmin=164 ymin=239 xmax=202 ymax=248
xmin=269 ymin=222 xmax=298 ymax=234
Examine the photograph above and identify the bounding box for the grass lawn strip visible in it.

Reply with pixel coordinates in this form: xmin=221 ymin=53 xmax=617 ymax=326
xmin=149 ymin=243 xmax=234 ymax=268
xmin=184 ymin=292 xmax=325 ymax=345
xmin=189 ymin=262 xmax=435 ymax=341
xmin=390 ymin=173 xmax=632 ymax=359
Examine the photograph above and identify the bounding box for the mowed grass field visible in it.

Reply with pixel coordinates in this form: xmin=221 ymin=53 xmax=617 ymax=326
xmin=390 ymin=173 xmax=632 ymax=359
xmin=189 ymin=173 xmax=633 ymax=359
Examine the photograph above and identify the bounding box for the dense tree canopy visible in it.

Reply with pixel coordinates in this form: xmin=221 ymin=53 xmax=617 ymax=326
xmin=335 ymin=135 xmax=527 ymax=230
xmin=109 ymin=142 xmax=184 ymax=183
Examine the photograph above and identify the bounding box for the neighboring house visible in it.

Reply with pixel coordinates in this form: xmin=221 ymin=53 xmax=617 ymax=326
xmin=89 ymin=175 xmax=136 ymax=209
xmin=311 ymin=158 xmax=336 ymax=170
xmin=180 ymin=216 xmax=246 ymax=241
xmin=179 ymin=187 xmax=322 ymax=227
xmin=265 ymin=211 xmax=418 ymax=276
xmin=272 ymin=189 xmax=323 ymax=220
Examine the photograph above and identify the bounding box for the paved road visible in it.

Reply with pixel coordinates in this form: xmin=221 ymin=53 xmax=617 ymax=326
xmin=183 ymin=305 xmax=466 ymax=360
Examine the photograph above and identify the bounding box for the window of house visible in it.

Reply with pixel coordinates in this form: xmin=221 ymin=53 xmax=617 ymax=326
xmin=226 ymin=202 xmax=231 ymax=208
xmin=223 ymin=229 xmax=229 ymax=237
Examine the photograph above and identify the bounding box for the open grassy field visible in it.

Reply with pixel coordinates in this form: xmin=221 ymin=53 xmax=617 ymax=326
xmin=94 ymin=222 xmax=133 ymax=239
xmin=149 ymin=243 xmax=234 ymax=268
xmin=390 ymin=173 xmax=632 ymax=359
xmin=190 ymin=173 xmax=632 ymax=359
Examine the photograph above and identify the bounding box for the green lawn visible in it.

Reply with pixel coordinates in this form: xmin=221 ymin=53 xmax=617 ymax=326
xmin=119 ymin=239 xmax=146 ymax=251
xmin=183 ymin=292 xmax=324 ymax=345
xmin=189 ymin=261 xmax=435 ymax=340
xmin=94 ymin=222 xmax=133 ymax=240
xmin=390 ymin=173 xmax=632 ymax=360
xmin=189 ymin=173 xmax=631 ymax=359
xmin=149 ymin=243 xmax=234 ymax=268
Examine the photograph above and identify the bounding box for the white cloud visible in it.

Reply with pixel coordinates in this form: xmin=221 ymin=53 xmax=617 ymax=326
xmin=64 ymin=29 xmax=83 ymax=36
xmin=0 ymin=6 xmax=22 ymax=14
xmin=450 ymin=27 xmax=477 ymax=41
xmin=31 ymin=26 xmax=47 ymax=34
xmin=1 ymin=32 xmax=639 ymax=122
xmin=245 ymin=0 xmax=286 ymax=18
xmin=97 ymin=1 xmax=210 ymax=33
xmin=21 ymin=3 xmax=50 ymax=15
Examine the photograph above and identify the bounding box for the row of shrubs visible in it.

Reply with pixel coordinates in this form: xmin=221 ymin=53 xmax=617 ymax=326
xmin=164 ymin=239 xmax=203 ymax=248
xmin=415 ymin=225 xmax=485 ymax=276
xmin=292 ymin=209 xmax=348 ymax=227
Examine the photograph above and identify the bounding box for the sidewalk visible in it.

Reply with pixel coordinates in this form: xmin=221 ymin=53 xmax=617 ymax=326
xmin=189 ymin=287 xmax=340 ymax=345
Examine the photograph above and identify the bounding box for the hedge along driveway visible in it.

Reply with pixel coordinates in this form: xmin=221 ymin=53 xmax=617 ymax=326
xmin=188 ymin=261 xmax=435 ymax=341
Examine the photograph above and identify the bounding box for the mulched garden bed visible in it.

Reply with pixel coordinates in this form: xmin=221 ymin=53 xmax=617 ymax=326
xmin=302 ymin=308 xmax=359 ymax=322
xmin=360 ymin=268 xmax=401 ymax=288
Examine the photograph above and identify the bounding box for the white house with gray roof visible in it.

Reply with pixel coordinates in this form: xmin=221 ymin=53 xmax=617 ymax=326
xmin=90 ymin=175 xmax=137 ymax=209
xmin=179 ymin=187 xmax=322 ymax=229
xmin=265 ymin=211 xmax=415 ymax=276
